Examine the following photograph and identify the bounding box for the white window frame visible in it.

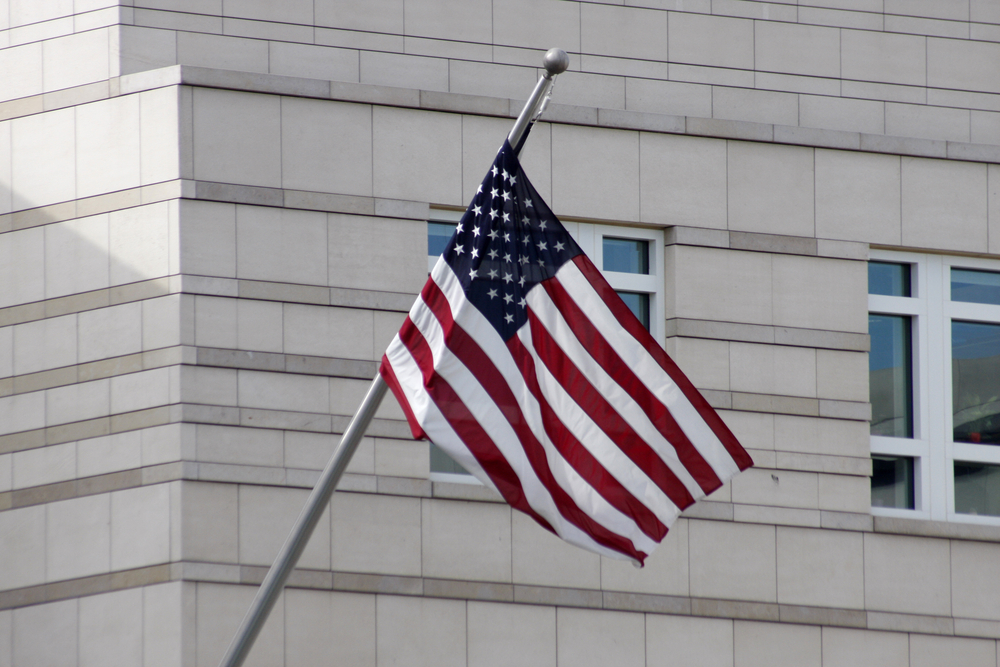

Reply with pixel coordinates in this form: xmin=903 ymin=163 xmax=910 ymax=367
xmin=870 ymin=249 xmax=1000 ymax=524
xmin=426 ymin=211 xmax=666 ymax=482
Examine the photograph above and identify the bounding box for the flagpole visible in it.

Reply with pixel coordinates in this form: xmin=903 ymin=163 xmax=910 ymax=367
xmin=216 ymin=47 xmax=569 ymax=667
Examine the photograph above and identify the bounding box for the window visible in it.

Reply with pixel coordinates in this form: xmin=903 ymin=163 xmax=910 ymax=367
xmin=869 ymin=251 xmax=1000 ymax=523
xmin=426 ymin=211 xmax=664 ymax=480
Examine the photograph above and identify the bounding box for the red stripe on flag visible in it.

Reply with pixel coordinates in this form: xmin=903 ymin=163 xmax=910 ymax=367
xmin=572 ymin=255 xmax=754 ymax=471
xmin=379 ymin=353 xmax=427 ymax=440
xmin=420 ymin=281 xmax=657 ymax=558
xmin=394 ymin=316 xmax=552 ymax=532
xmin=541 ymin=276 xmax=724 ymax=494
xmin=524 ymin=308 xmax=697 ymax=511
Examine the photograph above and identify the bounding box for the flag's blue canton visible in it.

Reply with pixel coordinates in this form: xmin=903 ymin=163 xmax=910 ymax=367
xmin=442 ymin=140 xmax=582 ymax=341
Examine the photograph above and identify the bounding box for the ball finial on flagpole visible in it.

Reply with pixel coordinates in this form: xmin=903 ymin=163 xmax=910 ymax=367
xmin=543 ymin=48 xmax=569 ymax=76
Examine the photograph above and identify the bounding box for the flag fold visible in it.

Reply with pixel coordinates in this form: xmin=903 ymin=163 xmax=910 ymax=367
xmin=380 ymin=137 xmax=753 ymax=565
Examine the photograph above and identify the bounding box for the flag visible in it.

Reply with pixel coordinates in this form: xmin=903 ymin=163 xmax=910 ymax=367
xmin=379 ymin=136 xmax=753 ymax=565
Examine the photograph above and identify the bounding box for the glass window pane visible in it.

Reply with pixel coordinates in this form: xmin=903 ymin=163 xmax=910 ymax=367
xmin=430 ymin=443 xmax=470 ymax=475
xmin=955 ymin=462 xmax=1000 ymax=517
xmin=952 ymin=321 xmax=1000 ymax=444
xmin=871 ymin=456 xmax=915 ymax=509
xmin=428 ymin=222 xmax=454 ymax=257
xmin=603 ymin=237 xmax=649 ymax=274
xmin=951 ymin=268 xmax=1000 ymax=306
xmin=869 ymin=315 xmax=913 ymax=438
xmin=617 ymin=291 xmax=650 ymax=331
xmin=869 ymin=261 xmax=911 ymax=297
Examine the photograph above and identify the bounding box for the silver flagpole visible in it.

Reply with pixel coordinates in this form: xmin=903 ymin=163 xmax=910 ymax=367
xmin=217 ymin=47 xmax=569 ymax=667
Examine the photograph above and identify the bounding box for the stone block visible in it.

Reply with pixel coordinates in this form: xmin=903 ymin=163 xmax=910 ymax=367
xmin=236 ymin=205 xmax=328 ymax=286
xmin=886 ymin=102 xmax=971 ymax=143
xmin=552 ymin=124 xmax=639 ymax=222
xmin=315 ymin=0 xmax=403 ymax=33
xmin=376 ymin=595 xmax=466 ymax=667
xmin=11 ymin=106 xmax=75 ymax=210
xmin=815 ymin=149 xmax=901 ymax=245
xmin=11 ymin=600 xmax=77 ymax=667
xmin=374 ymin=437 xmax=429 ymax=478
xmin=755 ymin=21 xmax=839 ymax=78
xmin=78 ymin=430 xmax=142 ymax=478
xmin=281 ymin=98 xmax=372 ymax=197
xmin=665 ymin=246 xmax=772 ymax=326
xmin=730 ymin=342 xmax=816 ymax=398
xmin=108 ymin=202 xmax=171 ymax=286
xmin=330 ymin=491 xmax=422 ymax=576
xmin=492 ymin=0 xmax=580 ymax=52
xmin=640 ymin=133 xmax=727 ymax=228
xmin=841 ymin=29 xmax=926 ymax=87
xmin=13 ymin=313 xmax=76 ymax=376
xmin=772 ymin=254 xmax=868 ymax=333
xmin=733 ymin=620 xmax=821 ymax=667
xmin=864 ymin=532 xmax=952 ymax=616
xmin=238 ymin=370 xmax=330 ymax=414
xmin=422 ymin=497 xmax=512 ymax=582
xmin=360 ymin=49 xmax=448 ymax=92
xmin=776 ymin=526 xmax=864 ymax=608
xmin=79 ymin=302 xmax=143 ymax=364
xmin=951 ymin=539 xmax=1000 ymax=622
xmin=195 ymin=423 xmax=280 ymax=468
xmin=47 ymin=378 xmax=111 ymax=426
xmin=556 ymin=607 xmax=645 ymax=667
xmin=111 ymin=483 xmax=171 ymax=570
xmin=773 ymin=414 xmax=868 ymax=458
xmin=285 ymin=590 xmax=377 ymax=667
xmin=727 ymin=141 xmax=814 ymax=237
xmin=328 ymin=214 xmax=427 ymax=295
xmin=194 ymin=295 xmax=237 ymax=349
xmin=601 ymin=517 xmax=689 ymax=596
xmin=237 ymin=299 xmax=283 ymax=353
xmin=178 ymin=200 xmax=236 ymax=279
xmin=110 ymin=367 xmax=170 ymax=415
xmin=448 ymin=60 xmax=538 ymax=102
xmin=13 ymin=440 xmax=75 ymax=489
xmin=142 ymin=294 xmax=184 ymax=351
xmin=800 ymin=95 xmax=884 ymax=134
xmin=176 ymin=480 xmax=238 ymax=563
xmin=283 ymin=303 xmax=374 ymax=360
xmin=0 ymin=42 xmax=43 ymax=102
xmin=625 ymin=77 xmax=712 ymax=118
xmin=666 ymin=337 xmax=730 ymax=391
xmin=79 ymin=588 xmax=143 ymax=667
xmin=581 ymin=3 xmax=667 ymax=61
xmin=193 ymin=88 xmax=280 ymax=187
xmin=646 ymin=614 xmax=733 ymax=667
xmin=550 ymin=71 xmax=626 ymax=111
xmin=816 ymin=349 xmax=868 ymax=402
xmin=239 ymin=484 xmax=330 ymax=569
xmin=669 ymin=11 xmax=752 ymax=70
xmin=42 ymin=29 xmax=110 ymax=93
xmin=0 ymin=504 xmax=45 ymax=590
xmin=76 ymin=94 xmax=142 ymax=199
xmin=0 ymin=227 xmax=44 ymax=309
xmin=466 ymin=600 xmax=555 ymax=667
xmin=909 ymin=634 xmax=996 ymax=667
xmin=140 ymin=86 xmax=181 ymax=185
xmin=268 ymin=41 xmax=358 ymax=84
xmin=372 ymin=106 xmax=463 ymax=207
xmin=719 ymin=411 xmax=774 ymax=452
xmin=404 ymin=0 xmax=492 ymax=43
xmin=732 ymin=466 xmax=819 ymax=510
xmin=901 ymin=156 xmax=988 ymax=253
xmin=45 ymin=494 xmax=111 ymax=581
xmin=714 ymin=87 xmax=798 ymax=127
xmin=195 ymin=582 xmax=284 ymax=667
xmin=510 ymin=510 xmax=600 ymax=588
xmin=461 ymin=114 xmax=551 ymax=205
xmin=689 ymin=519 xmax=776 ymax=602
xmin=177 ymin=31 xmax=268 ymax=73
xmin=821 ymin=627 xmax=909 ymax=667
xmin=44 ymin=213 xmax=111 ymax=299
xmin=927 ymin=37 xmax=1000 ymax=95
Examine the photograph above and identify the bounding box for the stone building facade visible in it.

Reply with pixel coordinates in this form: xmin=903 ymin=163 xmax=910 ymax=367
xmin=2 ymin=0 xmax=1000 ymax=665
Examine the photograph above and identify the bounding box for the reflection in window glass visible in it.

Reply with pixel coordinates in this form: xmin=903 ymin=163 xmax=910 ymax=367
xmin=430 ymin=442 xmax=469 ymax=475
xmin=428 ymin=222 xmax=455 ymax=257
xmin=869 ymin=315 xmax=913 ymax=438
xmin=617 ymin=291 xmax=650 ymax=331
xmin=871 ymin=456 xmax=915 ymax=509
xmin=952 ymin=321 xmax=1000 ymax=444
xmin=955 ymin=462 xmax=1000 ymax=517
xmin=869 ymin=261 xmax=911 ymax=297
xmin=952 ymin=268 xmax=1000 ymax=306
xmin=603 ymin=237 xmax=649 ymax=274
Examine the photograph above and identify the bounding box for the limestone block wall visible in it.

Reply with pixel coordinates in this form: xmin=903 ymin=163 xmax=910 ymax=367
xmin=4 ymin=1 xmax=1000 ymax=666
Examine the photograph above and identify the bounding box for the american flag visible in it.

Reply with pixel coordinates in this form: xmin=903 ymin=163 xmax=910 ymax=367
xmin=380 ymin=137 xmax=753 ymax=565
